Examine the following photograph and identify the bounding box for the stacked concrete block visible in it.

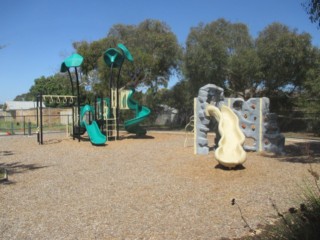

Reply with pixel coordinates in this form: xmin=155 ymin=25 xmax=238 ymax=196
xmin=194 ymin=84 xmax=224 ymax=155
xmin=224 ymin=97 xmax=285 ymax=154
xmin=264 ymin=113 xmax=285 ymax=154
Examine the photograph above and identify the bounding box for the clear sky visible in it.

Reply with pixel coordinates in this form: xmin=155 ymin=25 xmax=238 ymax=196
xmin=1 ymin=0 xmax=319 ymax=103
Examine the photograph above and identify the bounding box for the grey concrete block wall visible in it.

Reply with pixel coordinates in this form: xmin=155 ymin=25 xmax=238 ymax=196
xmin=223 ymin=97 xmax=266 ymax=152
xmin=195 ymin=84 xmax=224 ymax=155
xmin=223 ymin=97 xmax=285 ymax=154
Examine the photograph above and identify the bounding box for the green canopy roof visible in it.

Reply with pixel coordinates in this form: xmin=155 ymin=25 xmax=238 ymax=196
xmin=103 ymin=48 xmax=124 ymax=68
xmin=60 ymin=53 xmax=84 ymax=72
xmin=117 ymin=43 xmax=133 ymax=62
xmin=60 ymin=62 xmax=68 ymax=73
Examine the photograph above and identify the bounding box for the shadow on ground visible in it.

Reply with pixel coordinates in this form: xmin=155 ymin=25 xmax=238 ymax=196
xmin=214 ymin=164 xmax=246 ymax=171
xmin=126 ymin=135 xmax=155 ymax=140
xmin=0 ymin=161 xmax=48 ymax=185
xmin=270 ymin=141 xmax=320 ymax=164
xmin=43 ymin=139 xmax=63 ymax=145
xmin=0 ymin=151 xmax=14 ymax=156
xmin=0 ymin=162 xmax=48 ymax=175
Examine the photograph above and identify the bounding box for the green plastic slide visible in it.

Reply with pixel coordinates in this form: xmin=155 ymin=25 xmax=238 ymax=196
xmin=124 ymin=89 xmax=151 ymax=135
xmin=81 ymin=105 xmax=107 ymax=145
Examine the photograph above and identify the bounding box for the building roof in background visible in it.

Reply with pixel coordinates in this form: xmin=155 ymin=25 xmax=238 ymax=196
xmin=4 ymin=101 xmax=45 ymax=111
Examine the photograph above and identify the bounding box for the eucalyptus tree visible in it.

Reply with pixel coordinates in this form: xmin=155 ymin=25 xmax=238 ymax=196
xmin=184 ymin=18 xmax=255 ymax=96
xmin=74 ymin=19 xmax=182 ymax=98
xmin=73 ymin=38 xmax=114 ymax=97
xmin=27 ymin=73 xmax=86 ymax=106
xmin=255 ymin=22 xmax=318 ymax=114
xmin=29 ymin=74 xmax=73 ymax=97
xmin=303 ymin=0 xmax=320 ymax=28
xmin=14 ymin=93 xmax=33 ymax=101
xmin=227 ymin=23 xmax=261 ymax=97
xmin=297 ymin=48 xmax=320 ymax=135
xmin=228 ymin=48 xmax=262 ymax=98
xmin=132 ymin=20 xmax=182 ymax=95
xmin=302 ymin=0 xmax=320 ymax=134
xmin=184 ymin=20 xmax=228 ymax=94
xmin=167 ymin=80 xmax=194 ymax=125
xmin=256 ymin=23 xmax=315 ymax=97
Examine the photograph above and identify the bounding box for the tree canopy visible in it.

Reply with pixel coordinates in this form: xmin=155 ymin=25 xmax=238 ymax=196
xmin=74 ymin=19 xmax=183 ymax=97
xmin=303 ymin=0 xmax=320 ymax=28
xmin=184 ymin=19 xmax=255 ymax=95
xmin=19 ymin=17 xmax=320 ymax=132
xmin=256 ymin=23 xmax=315 ymax=95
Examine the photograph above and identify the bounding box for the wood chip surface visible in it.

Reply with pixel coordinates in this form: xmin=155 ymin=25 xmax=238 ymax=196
xmin=1 ymin=132 xmax=319 ymax=239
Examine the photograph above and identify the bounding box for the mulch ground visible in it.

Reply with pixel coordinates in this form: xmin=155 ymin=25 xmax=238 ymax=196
xmin=1 ymin=132 xmax=320 ymax=240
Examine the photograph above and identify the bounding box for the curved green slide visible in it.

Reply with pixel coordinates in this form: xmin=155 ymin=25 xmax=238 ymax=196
xmin=124 ymin=89 xmax=151 ymax=135
xmin=81 ymin=105 xmax=107 ymax=145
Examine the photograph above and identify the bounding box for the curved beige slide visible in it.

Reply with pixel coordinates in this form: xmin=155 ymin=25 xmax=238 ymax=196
xmin=206 ymin=104 xmax=247 ymax=168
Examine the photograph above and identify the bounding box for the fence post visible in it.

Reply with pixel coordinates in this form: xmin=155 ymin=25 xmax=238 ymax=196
xmin=10 ymin=122 xmax=14 ymax=135
xmin=67 ymin=114 xmax=70 ymax=136
xmin=23 ymin=116 xmax=26 ymax=135
xmin=28 ymin=121 xmax=31 ymax=136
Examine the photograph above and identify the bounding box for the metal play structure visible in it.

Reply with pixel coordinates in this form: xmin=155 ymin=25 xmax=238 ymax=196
xmin=36 ymin=44 xmax=150 ymax=145
xmin=36 ymin=94 xmax=76 ymax=145
xmin=36 ymin=52 xmax=83 ymax=145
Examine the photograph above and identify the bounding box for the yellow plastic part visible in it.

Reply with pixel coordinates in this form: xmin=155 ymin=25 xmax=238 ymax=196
xmin=206 ymin=104 xmax=247 ymax=168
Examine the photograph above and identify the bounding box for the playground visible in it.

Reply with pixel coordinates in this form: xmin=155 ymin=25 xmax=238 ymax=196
xmin=1 ymin=43 xmax=320 ymax=239
xmin=1 ymin=132 xmax=320 ymax=239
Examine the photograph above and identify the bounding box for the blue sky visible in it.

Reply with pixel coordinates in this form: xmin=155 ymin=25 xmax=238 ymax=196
xmin=1 ymin=0 xmax=319 ymax=103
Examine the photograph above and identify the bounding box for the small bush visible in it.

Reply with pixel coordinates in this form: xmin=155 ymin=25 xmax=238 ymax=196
xmin=234 ymin=144 xmax=320 ymax=240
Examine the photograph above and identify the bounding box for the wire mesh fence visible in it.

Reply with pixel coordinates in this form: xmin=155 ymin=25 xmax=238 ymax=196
xmin=278 ymin=112 xmax=320 ymax=135
xmin=1 ymin=109 xmax=319 ymax=137
xmin=0 ymin=114 xmax=72 ymax=136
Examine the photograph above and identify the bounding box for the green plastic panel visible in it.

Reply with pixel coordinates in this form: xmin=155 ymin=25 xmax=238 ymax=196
xmin=64 ymin=53 xmax=84 ymax=68
xmin=81 ymin=104 xmax=107 ymax=145
xmin=103 ymin=48 xmax=124 ymax=68
xmin=117 ymin=43 xmax=134 ymax=62
xmin=60 ymin=62 xmax=68 ymax=73
xmin=124 ymin=89 xmax=151 ymax=135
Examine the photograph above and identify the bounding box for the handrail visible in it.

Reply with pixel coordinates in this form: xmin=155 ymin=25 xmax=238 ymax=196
xmin=184 ymin=115 xmax=194 ymax=147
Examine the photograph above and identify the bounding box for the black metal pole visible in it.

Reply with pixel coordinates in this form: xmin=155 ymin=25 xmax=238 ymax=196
xmin=75 ymin=67 xmax=81 ymax=142
xmin=40 ymin=93 xmax=43 ymax=144
xmin=72 ymin=104 xmax=75 ymax=141
xmin=109 ymin=63 xmax=114 ymax=140
xmin=67 ymin=69 xmax=75 ymax=96
xmin=109 ymin=63 xmax=114 ymax=115
xmin=36 ymin=95 xmax=39 ymax=144
xmin=94 ymin=96 xmax=97 ymax=120
xmin=116 ymin=60 xmax=124 ymax=140
xmin=67 ymin=69 xmax=75 ymax=140
xmin=100 ymin=95 xmax=104 ymax=132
